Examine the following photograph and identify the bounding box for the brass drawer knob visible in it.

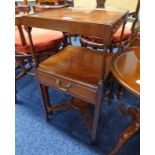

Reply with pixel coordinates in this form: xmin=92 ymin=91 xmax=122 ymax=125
xmin=55 ymin=79 xmax=72 ymax=92
xmin=66 ymin=82 xmax=72 ymax=88
xmin=55 ymin=79 xmax=61 ymax=85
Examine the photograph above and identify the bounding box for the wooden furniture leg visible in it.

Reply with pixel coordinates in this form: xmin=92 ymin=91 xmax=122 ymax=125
xmin=117 ymin=85 xmax=125 ymax=99
xmin=39 ymin=84 xmax=101 ymax=141
xmin=16 ymin=61 xmax=33 ymax=80
xmin=91 ymin=101 xmax=102 ymax=144
xmin=38 ymin=88 xmax=95 ymax=130
xmin=109 ymin=104 xmax=140 ymax=155
xmin=71 ymin=98 xmax=93 ymax=129
xmin=91 ymin=84 xmax=103 ymax=144
xmin=105 ymin=74 xmax=115 ymax=105
xmin=38 ymin=84 xmax=51 ymax=121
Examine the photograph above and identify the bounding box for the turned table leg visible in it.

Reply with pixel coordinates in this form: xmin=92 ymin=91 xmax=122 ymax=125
xmin=109 ymin=104 xmax=140 ymax=155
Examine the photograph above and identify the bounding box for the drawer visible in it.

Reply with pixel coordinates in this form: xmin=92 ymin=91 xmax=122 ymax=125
xmin=37 ymin=69 xmax=97 ymax=104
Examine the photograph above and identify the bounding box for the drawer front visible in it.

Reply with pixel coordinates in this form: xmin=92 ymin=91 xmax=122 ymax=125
xmin=37 ymin=69 xmax=97 ymax=104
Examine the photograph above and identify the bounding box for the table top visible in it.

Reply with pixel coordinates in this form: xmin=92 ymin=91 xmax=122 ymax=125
xmin=21 ymin=7 xmax=128 ymax=45
xmin=111 ymin=47 xmax=140 ymax=96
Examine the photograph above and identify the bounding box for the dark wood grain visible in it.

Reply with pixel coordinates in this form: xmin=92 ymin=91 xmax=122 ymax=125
xmin=111 ymin=47 xmax=140 ymax=96
xmin=15 ymin=5 xmax=63 ymax=79
xmin=109 ymin=47 xmax=140 ymax=155
xmin=22 ymin=7 xmax=128 ymax=46
xmin=37 ymin=45 xmax=113 ymax=103
xmin=80 ymin=0 xmax=140 ymax=51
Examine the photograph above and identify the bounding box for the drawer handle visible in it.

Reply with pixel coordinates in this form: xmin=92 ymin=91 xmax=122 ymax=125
xmin=55 ymin=79 xmax=61 ymax=85
xmin=55 ymin=79 xmax=72 ymax=92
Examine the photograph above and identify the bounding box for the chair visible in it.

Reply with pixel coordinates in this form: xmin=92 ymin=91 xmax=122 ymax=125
xmin=33 ymin=0 xmax=66 ymax=13
xmin=32 ymin=0 xmax=70 ymax=47
xmin=73 ymin=0 xmax=97 ymax=8
xmin=66 ymin=0 xmax=106 ymax=44
xmin=73 ymin=0 xmax=105 ymax=9
xmin=80 ymin=0 xmax=140 ymax=52
xmin=66 ymin=0 xmax=73 ymax=6
xmin=15 ymin=5 xmax=63 ymax=80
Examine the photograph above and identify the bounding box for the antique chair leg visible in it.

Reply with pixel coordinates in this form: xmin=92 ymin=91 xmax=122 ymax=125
xmin=38 ymin=83 xmax=51 ymax=121
xmin=81 ymin=42 xmax=87 ymax=48
xmin=92 ymin=47 xmax=97 ymax=50
xmin=63 ymin=32 xmax=73 ymax=47
xmin=109 ymin=104 xmax=140 ymax=155
xmin=109 ymin=46 xmax=113 ymax=53
xmin=117 ymin=85 xmax=125 ymax=99
xmin=63 ymin=34 xmax=69 ymax=47
xmin=74 ymin=35 xmax=78 ymax=41
xmin=105 ymin=74 xmax=115 ymax=105
xmin=68 ymin=35 xmax=72 ymax=45
xmin=16 ymin=62 xmax=28 ymax=80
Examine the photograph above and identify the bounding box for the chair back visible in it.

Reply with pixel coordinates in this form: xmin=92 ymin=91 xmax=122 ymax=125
xmin=36 ymin=0 xmax=65 ymax=4
xmin=17 ymin=0 xmax=59 ymax=5
xmin=73 ymin=0 xmax=106 ymax=8
xmin=105 ymin=0 xmax=139 ymax=15
xmin=15 ymin=6 xmax=31 ymax=47
xmin=73 ymin=0 xmax=97 ymax=8
xmin=104 ymin=0 xmax=140 ymax=49
xmin=96 ymin=0 xmax=106 ymax=8
xmin=34 ymin=0 xmax=66 ymax=13
xmin=15 ymin=5 xmax=31 ymax=14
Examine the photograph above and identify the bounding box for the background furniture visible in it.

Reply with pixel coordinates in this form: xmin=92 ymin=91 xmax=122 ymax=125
xmin=33 ymin=0 xmax=66 ymax=13
xmin=80 ymin=0 xmax=140 ymax=52
xmin=15 ymin=0 xmax=35 ymax=6
xmin=66 ymin=0 xmax=73 ymax=6
xmin=20 ymin=7 xmax=128 ymax=143
xmin=73 ymin=0 xmax=105 ymax=9
xmin=80 ymin=0 xmax=140 ymax=103
xmin=73 ymin=0 xmax=97 ymax=8
xmin=15 ymin=6 xmax=63 ymax=80
xmin=32 ymin=0 xmax=69 ymax=47
xmin=67 ymin=0 xmax=105 ymax=44
xmin=110 ymin=47 xmax=140 ymax=154
xmin=16 ymin=5 xmax=33 ymax=80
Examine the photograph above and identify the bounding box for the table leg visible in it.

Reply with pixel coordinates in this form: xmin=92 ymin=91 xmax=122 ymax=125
xmin=109 ymin=104 xmax=140 ymax=155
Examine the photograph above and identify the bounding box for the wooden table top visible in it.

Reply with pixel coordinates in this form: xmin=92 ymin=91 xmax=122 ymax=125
xmin=111 ymin=47 xmax=140 ymax=96
xmin=20 ymin=7 xmax=128 ymax=45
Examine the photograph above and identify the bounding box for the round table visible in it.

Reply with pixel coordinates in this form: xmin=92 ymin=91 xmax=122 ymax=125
xmin=111 ymin=47 xmax=140 ymax=96
xmin=109 ymin=47 xmax=140 ymax=155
